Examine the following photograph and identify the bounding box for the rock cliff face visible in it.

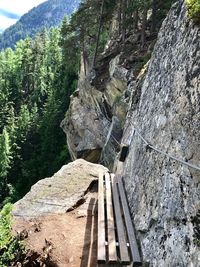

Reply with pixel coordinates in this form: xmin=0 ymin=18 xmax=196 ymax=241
xmin=121 ymin=1 xmax=200 ymax=266
xmin=61 ymin=33 xmax=150 ymax=167
xmin=61 ymin=50 xmax=129 ymax=166
xmin=61 ymin=1 xmax=200 ymax=266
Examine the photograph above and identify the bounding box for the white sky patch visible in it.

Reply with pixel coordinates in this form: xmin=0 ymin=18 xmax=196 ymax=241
xmin=0 ymin=14 xmax=18 ymax=30
xmin=0 ymin=0 xmax=47 ymax=16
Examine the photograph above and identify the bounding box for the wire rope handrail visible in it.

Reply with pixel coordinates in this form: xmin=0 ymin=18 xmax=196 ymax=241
xmin=127 ymin=123 xmax=200 ymax=171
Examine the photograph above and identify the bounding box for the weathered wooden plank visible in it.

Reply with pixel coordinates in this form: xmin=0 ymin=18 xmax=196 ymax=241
xmin=117 ymin=176 xmax=142 ymax=267
xmin=111 ymin=173 xmax=130 ymax=265
xmin=97 ymin=173 xmax=106 ymax=263
xmin=105 ymin=173 xmax=118 ymax=263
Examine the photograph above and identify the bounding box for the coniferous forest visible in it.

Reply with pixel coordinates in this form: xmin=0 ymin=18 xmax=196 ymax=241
xmin=0 ymin=25 xmax=79 ymax=205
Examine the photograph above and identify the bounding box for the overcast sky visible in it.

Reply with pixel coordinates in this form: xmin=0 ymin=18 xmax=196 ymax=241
xmin=0 ymin=0 xmax=46 ymax=31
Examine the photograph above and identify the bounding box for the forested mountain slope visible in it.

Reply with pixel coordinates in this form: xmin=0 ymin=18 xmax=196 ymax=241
xmin=0 ymin=0 xmax=80 ymax=50
xmin=0 ymin=24 xmax=78 ymax=205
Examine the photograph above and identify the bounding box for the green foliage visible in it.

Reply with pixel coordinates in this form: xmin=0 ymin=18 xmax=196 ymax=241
xmin=185 ymin=0 xmax=200 ymax=22
xmin=113 ymin=94 xmax=122 ymax=105
xmin=0 ymin=129 xmax=11 ymax=177
xmin=0 ymin=203 xmax=25 ymax=266
xmin=68 ymin=0 xmax=115 ymax=64
xmin=0 ymin=129 xmax=11 ymax=201
xmin=0 ymin=25 xmax=78 ymax=203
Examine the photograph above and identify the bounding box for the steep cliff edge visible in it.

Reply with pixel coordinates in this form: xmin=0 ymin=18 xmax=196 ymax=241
xmin=62 ymin=1 xmax=200 ymax=266
xmin=61 ymin=33 xmax=153 ymax=167
xmin=121 ymin=1 xmax=200 ymax=266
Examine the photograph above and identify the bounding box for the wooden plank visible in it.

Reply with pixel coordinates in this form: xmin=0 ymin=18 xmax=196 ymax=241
xmin=97 ymin=173 xmax=106 ymax=263
xmin=111 ymin=173 xmax=130 ymax=265
xmin=117 ymin=176 xmax=142 ymax=267
xmin=105 ymin=173 xmax=118 ymax=263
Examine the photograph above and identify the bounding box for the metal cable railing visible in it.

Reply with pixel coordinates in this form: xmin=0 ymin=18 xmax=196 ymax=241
xmin=128 ymin=123 xmax=200 ymax=171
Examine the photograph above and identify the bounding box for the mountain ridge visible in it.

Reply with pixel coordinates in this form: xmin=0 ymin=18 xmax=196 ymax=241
xmin=0 ymin=8 xmax=20 ymax=19
xmin=0 ymin=0 xmax=80 ymax=50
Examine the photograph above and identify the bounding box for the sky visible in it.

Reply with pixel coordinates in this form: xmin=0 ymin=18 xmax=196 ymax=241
xmin=0 ymin=0 xmax=46 ymax=32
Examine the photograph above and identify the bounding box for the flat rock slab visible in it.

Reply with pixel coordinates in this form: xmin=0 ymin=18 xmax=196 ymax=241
xmin=13 ymin=159 xmax=108 ymax=218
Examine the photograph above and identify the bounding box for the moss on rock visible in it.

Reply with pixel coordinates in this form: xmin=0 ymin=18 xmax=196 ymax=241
xmin=185 ymin=0 xmax=200 ymax=22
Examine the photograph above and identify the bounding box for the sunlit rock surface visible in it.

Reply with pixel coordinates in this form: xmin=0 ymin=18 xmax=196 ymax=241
xmin=13 ymin=159 xmax=108 ymax=218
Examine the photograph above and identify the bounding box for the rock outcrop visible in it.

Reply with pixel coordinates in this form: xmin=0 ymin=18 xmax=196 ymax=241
xmin=61 ymin=51 xmax=129 ymax=166
xmin=61 ymin=31 xmax=153 ymax=167
xmin=13 ymin=159 xmax=108 ymax=218
xmin=120 ymin=1 xmax=200 ymax=266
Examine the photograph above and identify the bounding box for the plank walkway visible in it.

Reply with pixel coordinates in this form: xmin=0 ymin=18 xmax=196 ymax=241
xmin=97 ymin=173 xmax=142 ymax=266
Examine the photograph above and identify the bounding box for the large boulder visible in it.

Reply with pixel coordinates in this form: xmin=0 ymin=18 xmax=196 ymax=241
xmin=13 ymin=159 xmax=108 ymax=218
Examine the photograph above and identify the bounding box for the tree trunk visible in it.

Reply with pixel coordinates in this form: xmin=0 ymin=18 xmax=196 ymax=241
xmin=151 ymin=0 xmax=157 ymax=34
xmin=93 ymin=0 xmax=105 ymax=68
xmin=141 ymin=6 xmax=148 ymax=48
xmin=83 ymin=44 xmax=87 ymax=76
xmin=80 ymin=27 xmax=87 ymax=76
xmin=134 ymin=9 xmax=139 ymax=30
xmin=122 ymin=0 xmax=126 ymax=43
xmin=118 ymin=0 xmax=122 ymax=35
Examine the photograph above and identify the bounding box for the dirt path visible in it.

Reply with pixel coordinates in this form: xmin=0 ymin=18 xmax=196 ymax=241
xmin=13 ymin=192 xmax=98 ymax=267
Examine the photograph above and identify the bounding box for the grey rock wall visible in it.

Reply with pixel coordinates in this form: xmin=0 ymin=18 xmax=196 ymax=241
xmin=61 ymin=54 xmax=129 ymax=164
xmin=121 ymin=1 xmax=200 ymax=266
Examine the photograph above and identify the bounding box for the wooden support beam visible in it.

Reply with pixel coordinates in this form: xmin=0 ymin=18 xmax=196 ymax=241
xmin=117 ymin=176 xmax=142 ymax=267
xmin=97 ymin=173 xmax=142 ymax=266
xmin=111 ymin=174 xmax=130 ymax=264
xmin=105 ymin=173 xmax=118 ymax=263
xmin=98 ymin=173 xmax=106 ymax=263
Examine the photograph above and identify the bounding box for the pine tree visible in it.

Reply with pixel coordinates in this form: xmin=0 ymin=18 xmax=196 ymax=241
xmin=0 ymin=129 xmax=11 ymax=202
